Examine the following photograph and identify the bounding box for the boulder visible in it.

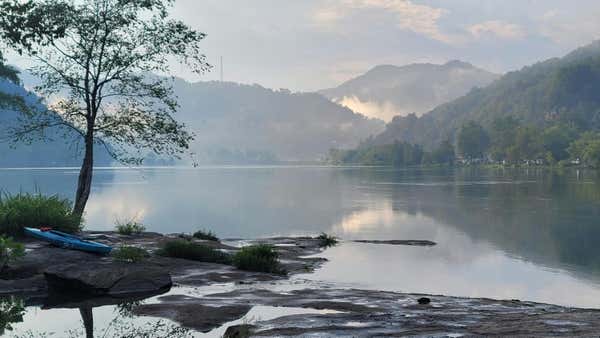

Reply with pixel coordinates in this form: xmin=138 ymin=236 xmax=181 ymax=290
xmin=44 ymin=262 xmax=172 ymax=296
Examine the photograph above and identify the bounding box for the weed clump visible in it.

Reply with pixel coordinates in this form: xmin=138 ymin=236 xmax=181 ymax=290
xmin=0 ymin=193 xmax=82 ymax=236
xmin=157 ymin=239 xmax=230 ymax=264
xmin=232 ymin=244 xmax=285 ymax=275
xmin=112 ymin=246 xmax=149 ymax=263
xmin=192 ymin=229 xmax=219 ymax=242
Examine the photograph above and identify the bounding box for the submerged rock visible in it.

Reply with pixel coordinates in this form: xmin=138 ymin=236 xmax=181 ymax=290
xmin=133 ymin=301 xmax=252 ymax=332
xmin=353 ymin=239 xmax=437 ymax=246
xmin=223 ymin=324 xmax=256 ymax=338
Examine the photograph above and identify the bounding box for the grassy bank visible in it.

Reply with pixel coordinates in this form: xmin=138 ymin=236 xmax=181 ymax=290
xmin=0 ymin=193 xmax=82 ymax=236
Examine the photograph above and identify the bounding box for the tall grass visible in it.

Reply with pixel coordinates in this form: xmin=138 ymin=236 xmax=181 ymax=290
xmin=232 ymin=244 xmax=285 ymax=275
xmin=157 ymin=240 xmax=231 ymax=264
xmin=115 ymin=217 xmax=146 ymax=235
xmin=192 ymin=229 xmax=219 ymax=241
xmin=112 ymin=246 xmax=149 ymax=263
xmin=0 ymin=192 xmax=82 ymax=236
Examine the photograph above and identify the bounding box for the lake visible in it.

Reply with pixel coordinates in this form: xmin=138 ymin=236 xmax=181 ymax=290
xmin=3 ymin=166 xmax=600 ymax=335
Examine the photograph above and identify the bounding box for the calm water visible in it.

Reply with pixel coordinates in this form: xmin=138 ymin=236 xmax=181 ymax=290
xmin=3 ymin=166 xmax=600 ymax=335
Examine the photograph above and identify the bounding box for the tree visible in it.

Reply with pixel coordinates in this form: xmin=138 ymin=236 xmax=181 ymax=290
xmin=506 ymin=126 xmax=542 ymax=163
xmin=0 ymin=52 xmax=25 ymax=111
xmin=0 ymin=0 xmax=210 ymax=219
xmin=489 ymin=116 xmax=520 ymax=161
xmin=540 ymin=124 xmax=579 ymax=162
xmin=430 ymin=139 xmax=455 ymax=164
xmin=457 ymin=121 xmax=490 ymax=159
xmin=568 ymin=132 xmax=600 ymax=168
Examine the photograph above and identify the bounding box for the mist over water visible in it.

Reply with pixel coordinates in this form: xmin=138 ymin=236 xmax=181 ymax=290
xmin=3 ymin=166 xmax=600 ymax=307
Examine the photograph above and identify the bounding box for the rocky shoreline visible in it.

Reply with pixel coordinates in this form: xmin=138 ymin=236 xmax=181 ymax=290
xmin=3 ymin=232 xmax=600 ymax=337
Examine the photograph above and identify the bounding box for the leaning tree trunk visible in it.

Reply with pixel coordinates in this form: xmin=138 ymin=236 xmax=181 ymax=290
xmin=73 ymin=131 xmax=94 ymax=220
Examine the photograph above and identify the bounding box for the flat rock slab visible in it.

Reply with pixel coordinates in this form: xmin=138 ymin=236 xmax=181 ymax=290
xmin=7 ymin=233 xmax=329 ymax=304
xmin=44 ymin=262 xmax=172 ymax=296
xmin=133 ymin=301 xmax=252 ymax=332
xmin=141 ymin=288 xmax=600 ymax=337
xmin=353 ymin=239 xmax=437 ymax=246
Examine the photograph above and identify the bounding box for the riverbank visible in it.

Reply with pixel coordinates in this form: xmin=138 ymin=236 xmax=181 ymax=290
xmin=4 ymin=232 xmax=600 ymax=337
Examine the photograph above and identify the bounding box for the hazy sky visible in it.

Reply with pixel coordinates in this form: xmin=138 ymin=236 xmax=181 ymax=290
xmin=166 ymin=0 xmax=600 ymax=91
xmin=7 ymin=0 xmax=600 ymax=92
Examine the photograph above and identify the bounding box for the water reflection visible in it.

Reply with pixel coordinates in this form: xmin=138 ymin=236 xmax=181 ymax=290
xmin=3 ymin=167 xmax=600 ymax=307
xmin=0 ymin=297 xmax=25 ymax=336
xmin=9 ymin=289 xmax=183 ymax=338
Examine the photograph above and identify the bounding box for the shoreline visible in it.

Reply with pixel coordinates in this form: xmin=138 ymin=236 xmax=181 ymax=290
xmin=4 ymin=232 xmax=600 ymax=336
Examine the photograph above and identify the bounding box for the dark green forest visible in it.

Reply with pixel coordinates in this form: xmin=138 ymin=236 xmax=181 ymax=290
xmin=370 ymin=41 xmax=600 ymax=152
xmin=333 ymin=41 xmax=600 ymax=168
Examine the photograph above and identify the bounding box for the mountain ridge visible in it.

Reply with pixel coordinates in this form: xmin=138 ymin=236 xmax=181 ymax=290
xmin=369 ymin=40 xmax=600 ymax=150
xmin=319 ymin=60 xmax=499 ymax=122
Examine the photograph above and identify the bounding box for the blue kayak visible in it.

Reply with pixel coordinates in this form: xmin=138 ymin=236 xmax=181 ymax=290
xmin=24 ymin=227 xmax=112 ymax=255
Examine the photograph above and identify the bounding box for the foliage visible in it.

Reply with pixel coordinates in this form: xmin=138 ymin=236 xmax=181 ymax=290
xmin=425 ymin=139 xmax=455 ymax=165
xmin=369 ymin=41 xmax=600 ymax=150
xmin=192 ymin=229 xmax=219 ymax=242
xmin=317 ymin=233 xmax=338 ymax=248
xmin=157 ymin=240 xmax=230 ymax=264
xmin=0 ymin=236 xmax=24 ymax=271
xmin=232 ymin=244 xmax=285 ymax=275
xmin=112 ymin=246 xmax=149 ymax=263
xmin=115 ymin=218 xmax=146 ymax=235
xmin=489 ymin=116 xmax=521 ymax=161
xmin=0 ymin=192 xmax=82 ymax=236
xmin=568 ymin=132 xmax=600 ymax=168
xmin=330 ymin=138 xmax=455 ymax=166
xmin=329 ymin=141 xmax=424 ymax=166
xmin=457 ymin=121 xmax=490 ymax=159
xmin=0 ymin=0 xmax=210 ymax=218
xmin=0 ymin=296 xmax=25 ymax=336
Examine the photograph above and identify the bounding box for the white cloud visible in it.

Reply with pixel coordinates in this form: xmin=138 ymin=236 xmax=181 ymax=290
xmin=537 ymin=9 xmax=600 ymax=46
xmin=336 ymin=95 xmax=401 ymax=122
xmin=468 ymin=20 xmax=525 ymax=40
xmin=314 ymin=0 xmax=456 ymax=43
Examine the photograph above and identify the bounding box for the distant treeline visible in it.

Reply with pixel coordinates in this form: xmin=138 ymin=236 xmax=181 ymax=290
xmin=329 ymin=117 xmax=600 ymax=168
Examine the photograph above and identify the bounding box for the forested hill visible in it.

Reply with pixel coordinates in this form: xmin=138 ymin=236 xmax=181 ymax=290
xmin=0 ymin=78 xmax=113 ymax=167
xmin=171 ymin=80 xmax=385 ymax=163
xmin=371 ymin=41 xmax=600 ymax=150
xmin=319 ymin=60 xmax=498 ymax=122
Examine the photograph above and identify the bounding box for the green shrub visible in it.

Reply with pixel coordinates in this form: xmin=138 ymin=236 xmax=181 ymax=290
xmin=317 ymin=233 xmax=338 ymax=247
xmin=157 ymin=240 xmax=230 ymax=264
xmin=112 ymin=246 xmax=149 ymax=263
xmin=0 ymin=192 xmax=82 ymax=236
xmin=192 ymin=229 xmax=219 ymax=241
xmin=0 ymin=236 xmax=24 ymax=272
xmin=232 ymin=244 xmax=285 ymax=275
xmin=115 ymin=218 xmax=146 ymax=235
xmin=0 ymin=297 xmax=25 ymax=335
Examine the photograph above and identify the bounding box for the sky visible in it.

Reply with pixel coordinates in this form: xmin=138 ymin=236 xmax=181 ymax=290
xmin=7 ymin=0 xmax=600 ymax=92
xmin=166 ymin=0 xmax=600 ymax=91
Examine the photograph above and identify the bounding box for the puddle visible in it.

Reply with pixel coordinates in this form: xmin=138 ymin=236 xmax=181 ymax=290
xmin=198 ymin=305 xmax=342 ymax=338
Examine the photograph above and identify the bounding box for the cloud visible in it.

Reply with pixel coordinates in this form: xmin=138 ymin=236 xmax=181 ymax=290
xmin=536 ymin=9 xmax=600 ymax=46
xmin=468 ymin=20 xmax=525 ymax=40
xmin=335 ymin=95 xmax=402 ymax=122
xmin=314 ymin=0 xmax=456 ymax=43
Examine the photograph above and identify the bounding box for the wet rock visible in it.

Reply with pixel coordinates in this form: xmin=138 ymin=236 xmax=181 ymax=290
xmin=353 ymin=239 xmax=436 ymax=246
xmin=223 ymin=324 xmax=256 ymax=338
xmin=44 ymin=263 xmax=172 ymax=296
xmin=133 ymin=301 xmax=251 ymax=332
xmin=418 ymin=297 xmax=431 ymax=305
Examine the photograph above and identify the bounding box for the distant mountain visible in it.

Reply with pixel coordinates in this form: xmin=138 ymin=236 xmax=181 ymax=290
xmin=171 ymin=80 xmax=385 ymax=163
xmin=0 ymin=78 xmax=113 ymax=167
xmin=371 ymin=41 xmax=600 ymax=150
xmin=319 ymin=60 xmax=499 ymax=122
